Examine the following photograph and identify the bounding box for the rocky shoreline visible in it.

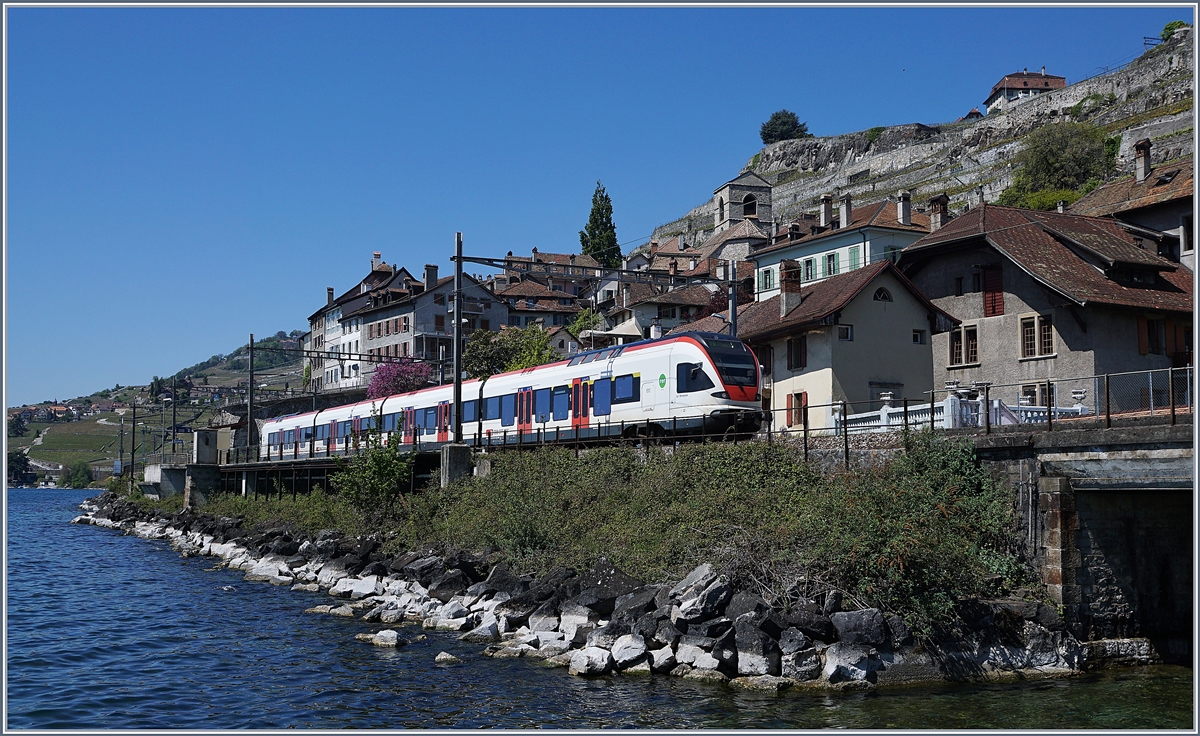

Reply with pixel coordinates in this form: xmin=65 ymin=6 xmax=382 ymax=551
xmin=72 ymin=492 xmax=1161 ymax=692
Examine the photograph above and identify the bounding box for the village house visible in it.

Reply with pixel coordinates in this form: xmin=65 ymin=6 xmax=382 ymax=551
xmin=898 ymin=203 xmax=1193 ymax=409
xmin=1070 ymin=140 xmax=1194 ymax=270
xmin=750 ymin=192 xmax=934 ymax=300
xmin=983 ymin=67 xmax=1066 ymax=115
xmin=603 ymin=282 xmax=715 ymax=342
xmin=679 ymin=260 xmax=956 ymax=431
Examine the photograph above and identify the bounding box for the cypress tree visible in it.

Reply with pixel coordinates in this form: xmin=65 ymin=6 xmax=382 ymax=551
xmin=579 ymin=181 xmax=621 ymax=268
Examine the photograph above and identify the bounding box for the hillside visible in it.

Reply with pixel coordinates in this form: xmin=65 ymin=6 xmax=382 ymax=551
xmin=652 ymin=28 xmax=1194 ymax=246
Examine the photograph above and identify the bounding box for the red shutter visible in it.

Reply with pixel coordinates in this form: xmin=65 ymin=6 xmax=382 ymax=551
xmin=786 ymin=392 xmax=794 ymax=427
xmin=799 ymin=335 xmax=807 ymax=369
xmin=799 ymin=392 xmax=809 ymax=429
xmin=983 ymin=266 xmax=1004 ymax=317
xmin=1137 ymin=316 xmax=1149 ymax=355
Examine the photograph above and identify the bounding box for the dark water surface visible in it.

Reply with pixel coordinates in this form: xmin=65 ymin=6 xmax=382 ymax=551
xmin=5 ymin=488 xmax=1194 ymax=729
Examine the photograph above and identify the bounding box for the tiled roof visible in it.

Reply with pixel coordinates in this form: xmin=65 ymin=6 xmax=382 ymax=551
xmin=1069 ymin=156 xmax=1194 ymax=218
xmin=498 ymin=279 xmax=561 ymax=298
xmin=753 ymin=200 xmax=931 ymax=258
xmin=506 ymin=251 xmax=601 ymax=269
xmin=902 ymin=204 xmax=1193 ymax=313
xmin=630 ymin=284 xmax=713 ymax=308
xmin=697 ymin=218 xmax=770 ymax=251
xmin=988 ymin=71 xmax=1066 ymax=97
xmin=679 ymin=261 xmax=953 ymax=341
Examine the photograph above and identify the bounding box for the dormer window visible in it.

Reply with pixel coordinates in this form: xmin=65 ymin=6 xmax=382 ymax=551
xmin=788 ymin=223 xmax=801 ymax=241
xmin=873 ymin=288 xmax=893 ymax=302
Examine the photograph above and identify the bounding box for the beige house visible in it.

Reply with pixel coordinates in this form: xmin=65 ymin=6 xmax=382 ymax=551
xmin=681 ymin=260 xmax=956 ymax=431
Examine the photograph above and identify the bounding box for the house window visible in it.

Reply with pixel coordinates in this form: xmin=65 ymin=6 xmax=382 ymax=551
xmin=742 ymin=194 xmax=757 ymax=218
xmin=509 ymin=316 xmax=522 ymax=326
xmin=804 ymin=259 xmax=814 ymax=281
xmin=972 ymin=272 xmax=982 ymax=292
xmin=825 ymin=253 xmax=839 ymax=277
xmin=402 ymin=316 xmax=410 ymax=332
xmin=983 ymin=266 xmax=1003 ymax=316
xmin=1020 ymin=315 xmax=1054 ymax=357
xmin=873 ymin=288 xmax=892 ymax=302
xmin=955 ymin=277 xmax=964 ymax=297
xmin=849 ymin=246 xmax=860 ymax=270
xmin=912 ymin=330 xmax=926 ymax=344
xmin=760 ymin=268 xmax=775 ymax=292
xmin=758 ymin=344 xmax=773 ymax=375
xmin=1142 ymin=317 xmax=1167 ymax=355
xmin=481 ymin=319 xmax=490 ymax=331
xmin=949 ymin=326 xmax=978 ymax=365
xmin=786 ymin=334 xmax=807 ymax=370
xmin=435 ymin=315 xmax=445 ymax=331
xmin=837 ymin=325 xmax=854 ymax=341
xmin=786 ymin=391 xmax=808 ymax=428
xmin=434 ymin=294 xmax=445 ymax=305
xmin=657 ymin=306 xmax=677 ymax=320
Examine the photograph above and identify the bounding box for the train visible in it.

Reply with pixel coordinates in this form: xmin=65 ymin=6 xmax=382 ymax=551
xmin=259 ymin=331 xmax=763 ymax=460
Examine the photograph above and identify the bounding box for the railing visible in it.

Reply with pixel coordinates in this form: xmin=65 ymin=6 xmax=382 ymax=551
xmin=142 ymin=453 xmax=192 ymax=466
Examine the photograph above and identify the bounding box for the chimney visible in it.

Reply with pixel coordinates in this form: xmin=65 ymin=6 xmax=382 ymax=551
xmin=650 ymin=241 xmax=659 ymax=256
xmin=327 ymin=287 xmax=335 ymax=306
xmin=897 ymin=190 xmax=911 ymax=226
xmin=669 ymin=259 xmax=678 ymax=276
xmin=1041 ymin=66 xmax=1046 ymax=75
xmin=819 ymin=193 xmax=833 ymax=227
xmin=531 ymin=247 xmax=539 ymax=260
xmin=424 ymin=264 xmax=439 ymax=290
xmin=1135 ymin=138 xmax=1152 ymax=182
xmin=838 ymin=193 xmax=852 ymax=229
xmin=689 ymin=257 xmax=697 ymax=271
xmin=371 ymin=251 xmax=382 ymax=270
xmin=928 ymin=194 xmax=951 ymax=232
xmin=1057 ymin=200 xmax=1067 ymax=214
xmin=779 ymin=260 xmax=803 ymax=318
xmin=622 ymin=283 xmax=630 ymax=308
xmin=975 ymin=185 xmax=985 ymax=207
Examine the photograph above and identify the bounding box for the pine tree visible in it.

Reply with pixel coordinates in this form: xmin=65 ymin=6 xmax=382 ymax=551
xmin=579 ymin=181 xmax=621 ymax=268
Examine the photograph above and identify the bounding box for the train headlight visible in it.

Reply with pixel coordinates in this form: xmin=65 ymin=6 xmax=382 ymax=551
xmin=711 ymin=391 xmax=729 ymax=399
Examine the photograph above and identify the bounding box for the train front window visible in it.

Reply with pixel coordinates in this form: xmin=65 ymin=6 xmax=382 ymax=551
xmin=676 ymin=363 xmax=716 ymax=393
xmin=700 ymin=338 xmax=758 ymax=387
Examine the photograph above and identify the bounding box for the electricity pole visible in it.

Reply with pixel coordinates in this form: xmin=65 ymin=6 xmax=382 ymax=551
xmin=453 ymin=232 xmax=464 ymax=443
xmin=171 ymin=376 xmax=177 ymax=445
xmin=247 ymin=334 xmax=255 ymax=449
xmin=728 ymin=259 xmax=738 ymax=338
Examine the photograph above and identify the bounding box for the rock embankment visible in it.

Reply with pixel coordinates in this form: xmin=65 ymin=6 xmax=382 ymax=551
xmin=72 ymin=492 xmax=1160 ymax=691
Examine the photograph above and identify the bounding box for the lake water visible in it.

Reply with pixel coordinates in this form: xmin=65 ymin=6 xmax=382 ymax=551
xmin=5 ymin=487 xmax=1194 ymax=729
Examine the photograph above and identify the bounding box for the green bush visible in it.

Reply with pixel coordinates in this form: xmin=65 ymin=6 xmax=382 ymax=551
xmin=866 ymin=126 xmax=885 ymax=144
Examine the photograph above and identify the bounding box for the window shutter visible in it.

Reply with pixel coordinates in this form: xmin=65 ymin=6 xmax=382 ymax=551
xmin=983 ymin=266 xmax=1004 ymax=316
xmin=786 ymin=339 xmax=794 ymax=370
xmin=799 ymin=392 xmax=808 ymax=428
xmin=1137 ymin=316 xmax=1149 ymax=355
xmin=799 ymin=334 xmax=807 ymax=369
xmin=1165 ymin=318 xmax=1176 ymax=355
xmin=786 ymin=392 xmax=794 ymax=427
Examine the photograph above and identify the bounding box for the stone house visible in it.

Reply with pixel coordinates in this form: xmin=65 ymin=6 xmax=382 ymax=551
xmin=983 ymin=67 xmax=1066 ymax=115
xmin=680 ymin=260 xmax=956 ymax=431
xmin=898 ymin=203 xmax=1194 ymax=409
xmin=603 ymin=282 xmax=715 ymax=342
xmin=750 ymin=192 xmax=933 ymax=300
xmin=499 ymin=278 xmax=582 ymax=328
xmin=1070 ymin=140 xmax=1194 ymax=271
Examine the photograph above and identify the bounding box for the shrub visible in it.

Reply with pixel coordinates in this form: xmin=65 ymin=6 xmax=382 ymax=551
xmin=329 ymin=428 xmax=415 ymax=528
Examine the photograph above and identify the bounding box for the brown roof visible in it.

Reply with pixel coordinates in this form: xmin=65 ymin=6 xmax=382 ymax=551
xmin=678 ymin=261 xmax=955 ymax=341
xmin=987 ymin=71 xmax=1066 ymax=98
xmin=902 ymin=204 xmax=1193 ymax=313
xmin=1069 ymin=156 xmax=1194 ymax=219
xmin=631 ymin=284 xmax=713 ymax=308
xmin=697 ymin=218 xmax=770 ymax=251
xmin=506 ymin=251 xmax=601 ymax=269
xmin=754 ymin=200 xmax=931 ymax=257
xmin=498 ymin=279 xmax=561 ymax=298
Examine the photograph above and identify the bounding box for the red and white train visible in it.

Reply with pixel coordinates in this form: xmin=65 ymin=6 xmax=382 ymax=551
xmin=259 ymin=331 xmax=762 ymax=460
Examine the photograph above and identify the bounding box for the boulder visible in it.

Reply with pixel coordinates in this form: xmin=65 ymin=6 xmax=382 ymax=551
xmin=710 ymin=628 xmax=739 ymax=675
xmin=292 ymin=582 xmax=321 ymax=593
xmin=734 ymin=617 xmax=781 ymax=676
xmin=371 ymin=629 xmax=404 ymax=647
xmin=785 ymin=609 xmax=836 ymax=642
xmin=285 ymin=554 xmax=308 ymax=570
xmin=459 ymin=613 xmax=500 ymax=642
xmin=528 ymin=601 xmax=560 ymax=632
xmin=585 ymin=620 xmax=631 ymax=650
xmin=330 ymin=576 xmax=383 ymax=600
xmin=782 ymin=648 xmax=822 ymax=680
xmin=831 ymin=608 xmax=888 ymax=647
xmin=648 ymin=646 xmax=677 ymax=673
xmin=779 ymin=627 xmax=811 ymax=655
xmin=691 ymin=618 xmax=732 ymax=638
xmin=481 ymin=564 xmax=530 ymax=597
xmin=360 ymin=561 xmax=389 ymax=578
xmin=611 ymin=585 xmax=662 ymax=620
xmin=569 ymin=559 xmax=643 ymax=616
xmin=610 ymin=634 xmax=647 ymax=669
xmin=428 ymin=569 xmax=470 ymax=602
xmin=316 ymin=558 xmax=353 ymax=588
xmin=330 ymin=604 xmax=354 ymax=617
xmin=822 ymin=642 xmax=882 ymax=683
xmin=439 ymin=600 xmax=469 ymax=619
xmin=1035 ymin=603 xmax=1065 ymax=632
xmin=651 ymin=619 xmax=683 ymax=649
xmin=823 ymin=590 xmax=843 ymax=615
xmin=567 ymin=647 xmax=613 ymax=676
xmin=435 ymin=651 xmax=462 ymax=664
xmin=493 ymin=567 xmax=578 ymax=624
xmin=435 ymin=617 xmax=474 ymax=632
xmin=725 ymin=592 xmax=772 ymax=621
xmin=886 ymin=615 xmax=912 ymax=646
xmin=668 ymin=563 xmax=717 ymax=601
xmin=304 ymin=605 xmax=332 ymax=614
xmin=379 ymin=609 xmax=405 ymax=624
xmin=558 ymin=602 xmax=598 ymax=642
xmin=684 ymin=668 xmax=729 ymax=684
xmin=403 ymin=556 xmax=446 ymax=586
xmin=730 ymin=675 xmax=792 ymax=693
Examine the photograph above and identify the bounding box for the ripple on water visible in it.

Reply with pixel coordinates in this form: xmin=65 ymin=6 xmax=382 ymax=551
xmin=5 ymin=488 xmax=1194 ymax=729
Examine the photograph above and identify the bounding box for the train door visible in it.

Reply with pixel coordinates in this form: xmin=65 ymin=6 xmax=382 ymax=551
xmin=642 ymin=368 xmax=661 ymax=414
xmin=328 ymin=420 xmax=337 ymax=454
xmin=571 ymin=378 xmax=589 ymax=432
xmin=517 ymin=388 xmax=534 ymax=438
xmin=403 ymin=408 xmax=416 ymax=445
xmin=437 ymin=402 xmax=450 ymax=443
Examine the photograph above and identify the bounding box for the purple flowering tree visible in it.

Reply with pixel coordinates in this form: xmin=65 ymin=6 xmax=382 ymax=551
xmin=367 ymin=360 xmax=434 ymax=399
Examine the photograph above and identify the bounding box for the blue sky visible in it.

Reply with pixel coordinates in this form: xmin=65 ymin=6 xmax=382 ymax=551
xmin=5 ymin=5 xmax=1192 ymax=407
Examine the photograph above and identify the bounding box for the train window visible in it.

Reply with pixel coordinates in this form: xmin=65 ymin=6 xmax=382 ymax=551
xmin=501 ymin=394 xmax=516 ymax=427
xmin=581 ymin=353 xmax=597 ymax=364
xmin=677 ymin=362 xmax=716 ymax=393
xmin=709 ymin=351 xmax=757 ymax=386
xmin=423 ymin=407 xmax=437 ymax=434
xmin=613 ymin=374 xmax=640 ymax=403
xmin=301 ymin=427 xmax=314 ymax=441
xmin=339 ymin=421 xmax=352 ymax=438
xmin=593 ymin=378 xmax=612 ymax=416
xmin=552 ymin=385 xmax=570 ymax=421
xmin=568 ymin=355 xmax=585 ymax=366
xmin=534 ymin=388 xmax=551 ymax=422
xmin=382 ymin=413 xmax=397 ymax=432
xmin=284 ymin=430 xmax=294 ymax=444
xmin=463 ymin=400 xmax=478 ymax=423
xmin=268 ymin=432 xmax=278 ymax=445
xmin=484 ymin=396 xmax=501 ymax=421
xmin=596 ymin=349 xmax=615 ymax=361
xmin=316 ymin=424 xmax=329 ymax=440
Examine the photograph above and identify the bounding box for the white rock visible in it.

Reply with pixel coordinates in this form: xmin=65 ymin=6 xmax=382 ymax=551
xmin=567 ymin=647 xmax=613 ymax=676
xmin=529 ymin=608 xmax=560 ymax=632
xmin=292 ymin=582 xmax=321 ymax=593
xmin=435 ymin=618 xmax=473 ymax=632
xmin=822 ymin=642 xmax=882 ymax=683
xmin=435 ymin=651 xmax=462 ymax=664
xmin=330 ymin=604 xmax=354 ymax=617
xmin=611 ymin=634 xmax=647 ymax=668
xmin=439 ymin=600 xmax=469 ymax=619
xmin=648 ymin=646 xmax=677 ymax=673
xmin=372 ymin=629 xmax=401 ymax=647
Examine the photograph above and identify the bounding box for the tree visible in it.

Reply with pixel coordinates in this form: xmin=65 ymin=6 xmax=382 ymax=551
xmin=504 ymin=325 xmax=557 ymax=371
xmin=7 ymin=450 xmax=29 ymax=483
xmin=462 ymin=326 xmax=559 ymax=378
xmin=569 ymin=307 xmax=602 ymax=338
xmin=1162 ymin=20 xmax=1189 ymax=41
xmin=695 ymin=285 xmax=755 ymax=322
xmin=579 ymin=181 xmax=621 ymax=268
xmin=998 ymin=122 xmax=1110 ymax=209
xmin=366 ymin=360 xmax=434 ymax=399
xmin=329 ymin=414 xmax=413 ymax=526
xmin=8 ymin=414 xmax=28 ymax=437
xmin=760 ymin=109 xmax=812 ymax=145
xmin=60 ymin=460 xmax=93 ymax=489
